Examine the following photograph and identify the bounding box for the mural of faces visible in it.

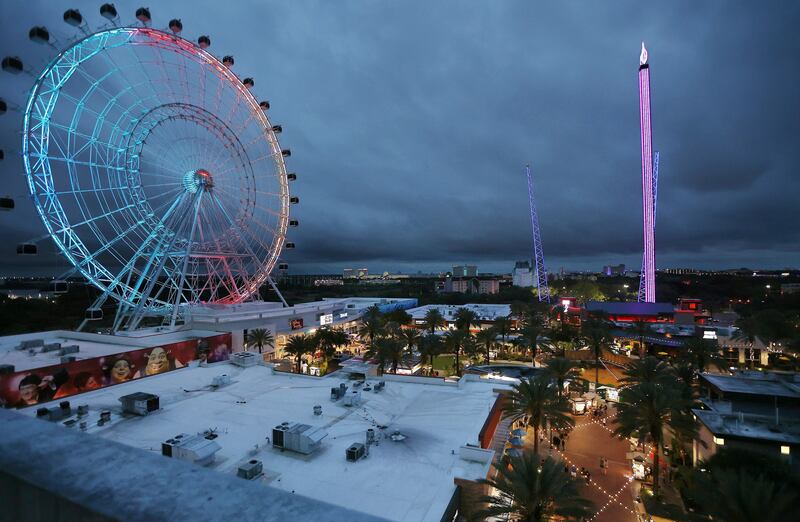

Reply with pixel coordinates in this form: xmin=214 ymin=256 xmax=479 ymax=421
xmin=2 ymin=334 xmax=231 ymax=408
xmin=110 ymin=358 xmax=135 ymax=384
xmin=144 ymin=347 xmax=171 ymax=376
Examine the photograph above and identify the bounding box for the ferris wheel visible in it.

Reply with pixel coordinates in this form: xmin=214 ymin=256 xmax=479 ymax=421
xmin=3 ymin=6 xmax=298 ymax=331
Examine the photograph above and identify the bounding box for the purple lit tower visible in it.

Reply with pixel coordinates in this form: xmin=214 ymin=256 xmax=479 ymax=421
xmin=638 ymin=42 xmax=656 ymax=303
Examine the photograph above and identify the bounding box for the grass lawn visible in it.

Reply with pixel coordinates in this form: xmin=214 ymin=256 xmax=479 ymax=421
xmin=430 ymin=354 xmax=456 ymax=372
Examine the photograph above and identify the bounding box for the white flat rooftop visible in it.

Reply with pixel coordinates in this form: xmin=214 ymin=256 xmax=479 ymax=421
xmin=26 ymin=365 xmax=502 ymax=521
xmin=0 ymin=329 xmax=223 ymax=372
xmin=407 ymin=303 xmax=512 ymax=322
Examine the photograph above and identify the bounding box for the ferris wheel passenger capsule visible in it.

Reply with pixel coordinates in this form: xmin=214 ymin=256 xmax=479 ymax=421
xmin=168 ymin=19 xmax=183 ymax=34
xmin=0 ymin=99 xmax=7 ymax=114
xmin=278 ymin=263 xmax=289 ymax=270
xmin=259 ymin=100 xmax=270 ymax=111
xmin=100 ymin=3 xmax=118 ymax=20
xmin=289 ymin=196 xmax=299 ymax=204
xmin=198 ymin=35 xmax=211 ymax=49
xmin=63 ymin=9 xmax=83 ymax=27
xmin=1 ymin=57 xmax=23 ymax=74
xmin=222 ymin=56 xmax=234 ymax=68
xmin=16 ymin=244 xmax=37 ymax=255
xmin=0 ymin=149 xmax=4 ymax=160
xmin=285 ymin=242 xmax=296 ymax=249
xmin=286 ymin=173 xmax=296 ymax=181
xmin=281 ymin=149 xmax=291 ymax=158
xmin=243 ymin=78 xmax=254 ymax=89
xmin=0 ymin=197 xmax=14 ymax=210
xmin=289 ymin=220 xmax=299 ymax=227
xmin=271 ymin=125 xmax=282 ymax=134
xmin=29 ymin=27 xmax=50 ymax=45
xmin=136 ymin=7 xmax=152 ymax=25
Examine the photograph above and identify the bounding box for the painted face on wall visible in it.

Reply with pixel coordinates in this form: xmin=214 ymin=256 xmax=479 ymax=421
xmin=145 ymin=347 xmax=170 ymax=375
xmin=18 ymin=383 xmax=39 ymax=405
xmin=111 ymin=360 xmax=133 ymax=383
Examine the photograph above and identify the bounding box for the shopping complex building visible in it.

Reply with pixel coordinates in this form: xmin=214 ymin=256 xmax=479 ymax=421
xmin=1 ymin=358 xmax=511 ymax=521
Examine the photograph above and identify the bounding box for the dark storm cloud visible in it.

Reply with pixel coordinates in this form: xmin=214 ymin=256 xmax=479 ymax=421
xmin=0 ymin=0 xmax=798 ymax=275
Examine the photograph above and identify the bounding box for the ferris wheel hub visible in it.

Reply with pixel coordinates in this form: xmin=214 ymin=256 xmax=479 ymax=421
xmin=183 ymin=169 xmax=214 ymax=193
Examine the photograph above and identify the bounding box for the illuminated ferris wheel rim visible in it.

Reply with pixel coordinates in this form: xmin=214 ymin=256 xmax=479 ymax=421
xmin=21 ymin=25 xmax=290 ymax=317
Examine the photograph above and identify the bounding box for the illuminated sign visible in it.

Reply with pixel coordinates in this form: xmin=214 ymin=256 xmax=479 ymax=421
xmin=290 ymin=318 xmax=304 ymax=330
xmin=339 ymin=312 xmax=349 ymax=319
xmin=319 ymin=314 xmax=333 ymax=326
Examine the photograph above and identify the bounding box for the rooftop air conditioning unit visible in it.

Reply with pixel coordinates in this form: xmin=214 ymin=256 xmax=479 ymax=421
xmin=119 ymin=392 xmax=160 ymax=416
xmin=272 ymin=422 xmax=327 ymax=455
xmin=346 ymin=443 xmax=365 ymax=462
xmin=231 ymin=352 xmax=258 ymax=367
xmin=162 ymin=433 xmax=221 ymax=466
xmin=212 ymin=374 xmax=231 ymax=387
xmin=237 ymin=459 xmax=263 ymax=479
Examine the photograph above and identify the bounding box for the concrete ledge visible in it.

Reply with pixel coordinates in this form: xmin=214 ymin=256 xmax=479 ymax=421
xmin=0 ymin=409 xmax=386 ymax=522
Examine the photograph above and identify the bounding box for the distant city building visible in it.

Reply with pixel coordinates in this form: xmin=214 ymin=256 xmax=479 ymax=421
xmin=451 ymin=265 xmax=478 ymax=278
xmin=512 ymin=261 xmax=534 ymax=287
xmin=601 ymin=264 xmax=626 ymax=276
xmin=781 ymin=283 xmax=800 ymax=295
xmin=440 ymin=276 xmax=499 ymax=295
xmin=342 ymin=268 xmax=368 ymax=279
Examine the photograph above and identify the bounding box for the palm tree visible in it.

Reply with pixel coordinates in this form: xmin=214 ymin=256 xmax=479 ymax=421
xmin=613 ymin=379 xmax=696 ymax=497
xmin=475 ymin=328 xmax=497 ymax=365
xmin=362 ymin=304 xmax=383 ymax=323
xmin=474 ymin=450 xmax=594 ymax=521
xmin=400 ymin=328 xmax=422 ymax=360
xmin=382 ymin=337 xmax=407 ymax=373
xmin=696 ymin=470 xmax=798 ymax=522
xmin=581 ymin=318 xmax=608 ymax=389
xmin=494 ymin=316 xmax=511 ymax=345
xmin=384 ymin=308 xmax=412 ymax=326
xmin=358 ymin=316 xmax=384 ymax=346
xmin=494 ymin=317 xmax=511 ymax=350
xmin=519 ymin=320 xmax=545 ymax=366
xmin=315 ymin=328 xmax=349 ymax=365
xmin=620 ymin=356 xmax=673 ymax=386
xmin=365 ymin=336 xmax=399 ymax=374
xmin=544 ymin=357 xmax=579 ymax=398
xmin=444 ymin=328 xmax=470 ymax=376
xmin=454 ymin=307 xmax=479 ymax=332
xmin=284 ymin=334 xmax=313 ymax=373
xmin=418 ymin=334 xmax=443 ymax=375
xmin=682 ymin=337 xmax=725 ymax=374
xmin=510 ymin=301 xmax=531 ymax=329
xmin=422 ymin=308 xmax=447 ymax=335
xmin=503 ymin=375 xmax=574 ymax=454
xmin=245 ymin=328 xmax=274 ymax=354
xmin=631 ymin=319 xmax=651 ymax=357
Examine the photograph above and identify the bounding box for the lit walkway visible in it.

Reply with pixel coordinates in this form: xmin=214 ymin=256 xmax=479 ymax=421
xmin=545 ymin=406 xmax=639 ymax=522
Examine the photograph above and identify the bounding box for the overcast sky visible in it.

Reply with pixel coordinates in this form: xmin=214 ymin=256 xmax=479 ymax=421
xmin=1 ymin=0 xmax=798 ymax=276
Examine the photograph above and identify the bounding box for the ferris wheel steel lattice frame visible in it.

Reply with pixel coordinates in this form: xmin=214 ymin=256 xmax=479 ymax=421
xmin=22 ymin=26 xmax=291 ymax=331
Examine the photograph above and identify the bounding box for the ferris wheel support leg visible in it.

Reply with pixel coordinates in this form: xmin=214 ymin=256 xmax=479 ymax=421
xmin=266 ymin=275 xmax=289 ymax=307
xmin=169 ymin=191 xmax=204 ymax=327
xmin=123 ymin=193 xmax=196 ymax=331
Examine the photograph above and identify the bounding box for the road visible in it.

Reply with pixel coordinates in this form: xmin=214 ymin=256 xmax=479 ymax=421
xmin=545 ymin=406 xmax=639 ymax=522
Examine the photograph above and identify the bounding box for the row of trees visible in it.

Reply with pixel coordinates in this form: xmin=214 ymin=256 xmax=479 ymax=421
xmin=356 ymin=302 xmax=562 ymax=376
xmin=245 ymin=327 xmax=350 ymax=374
xmin=473 ymin=340 xmax=745 ymax=520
